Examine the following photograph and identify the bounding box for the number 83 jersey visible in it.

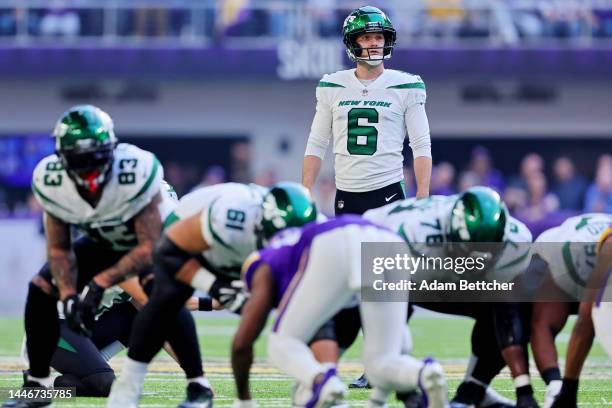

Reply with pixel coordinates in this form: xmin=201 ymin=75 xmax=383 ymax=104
xmin=312 ymin=68 xmax=426 ymax=192
xmin=32 ymin=143 xmax=175 ymax=251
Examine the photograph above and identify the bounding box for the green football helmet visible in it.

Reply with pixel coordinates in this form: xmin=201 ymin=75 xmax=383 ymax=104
xmin=449 ymin=186 xmax=507 ymax=243
xmin=257 ymin=182 xmax=318 ymax=247
xmin=342 ymin=6 xmax=396 ymax=63
xmin=53 ymin=105 xmax=117 ymax=193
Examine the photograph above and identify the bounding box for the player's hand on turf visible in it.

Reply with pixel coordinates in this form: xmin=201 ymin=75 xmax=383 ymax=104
xmin=232 ymin=399 xmax=258 ymax=408
xmin=210 ymin=279 xmax=248 ymax=314
xmin=62 ymin=294 xmax=92 ymax=337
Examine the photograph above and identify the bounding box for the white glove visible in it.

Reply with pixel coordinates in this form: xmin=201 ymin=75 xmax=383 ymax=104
xmin=216 ymin=280 xmax=249 ymax=314
xmin=232 ymin=399 xmax=258 ymax=408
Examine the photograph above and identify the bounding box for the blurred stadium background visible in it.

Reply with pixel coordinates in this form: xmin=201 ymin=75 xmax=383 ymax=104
xmin=0 ymin=0 xmax=610 ymax=312
xmin=0 ymin=1 xmax=610 ymax=406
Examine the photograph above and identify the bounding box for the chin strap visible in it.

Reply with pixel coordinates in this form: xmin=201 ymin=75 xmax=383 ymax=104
xmin=365 ymin=59 xmax=383 ymax=67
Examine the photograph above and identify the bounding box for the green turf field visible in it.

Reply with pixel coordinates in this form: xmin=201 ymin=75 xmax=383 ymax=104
xmin=0 ymin=315 xmax=610 ymax=407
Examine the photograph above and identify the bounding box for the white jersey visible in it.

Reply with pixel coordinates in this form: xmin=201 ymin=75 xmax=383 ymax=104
xmin=363 ymin=195 xmax=533 ymax=283
xmin=32 ymin=143 xmax=176 ymax=252
xmin=306 ymin=68 xmax=429 ymax=192
xmin=172 ymin=183 xmax=264 ymax=280
xmin=535 ymin=213 xmax=612 ymax=298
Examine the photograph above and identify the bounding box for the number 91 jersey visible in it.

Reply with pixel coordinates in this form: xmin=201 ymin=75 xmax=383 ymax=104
xmin=170 ymin=183 xmax=264 ymax=280
xmin=32 ymin=143 xmax=175 ymax=251
xmin=315 ymin=69 xmax=426 ymax=192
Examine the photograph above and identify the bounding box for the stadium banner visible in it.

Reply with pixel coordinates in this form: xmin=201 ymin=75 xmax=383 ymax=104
xmin=361 ymin=242 xmax=612 ymax=303
xmin=2 ymin=47 xmax=612 ymax=79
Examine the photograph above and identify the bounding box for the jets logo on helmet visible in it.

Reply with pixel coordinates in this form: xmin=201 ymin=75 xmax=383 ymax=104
xmin=53 ymin=122 xmax=70 ymax=138
xmin=342 ymin=6 xmax=397 ymax=63
xmin=448 ymin=186 xmax=508 ymax=264
xmin=257 ymin=182 xmax=318 ymax=247
xmin=54 ymin=105 xmax=117 ymax=194
xmin=262 ymin=194 xmax=288 ymax=230
xmin=449 ymin=186 xmax=507 ymax=243
xmin=451 ymin=201 xmax=471 ymax=241
xmin=343 ymin=15 xmax=356 ymax=28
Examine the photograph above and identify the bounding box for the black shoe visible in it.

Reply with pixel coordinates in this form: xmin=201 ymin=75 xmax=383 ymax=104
xmin=2 ymin=372 xmax=53 ymax=408
xmin=348 ymin=373 xmax=371 ymax=389
xmin=517 ymin=394 xmax=539 ymax=408
xmin=177 ymin=382 xmax=214 ymax=408
xmin=397 ymin=389 xmax=424 ymax=408
xmin=550 ymin=393 xmax=575 ymax=408
xmin=451 ymin=381 xmax=487 ymax=407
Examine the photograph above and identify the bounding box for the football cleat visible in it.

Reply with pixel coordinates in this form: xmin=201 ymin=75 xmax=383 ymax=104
xmin=105 ymin=375 xmax=142 ymax=408
xmin=397 ymin=389 xmax=424 ymax=408
xmin=292 ymin=381 xmax=311 ymax=407
xmin=2 ymin=372 xmax=53 ymax=408
xmin=177 ymin=382 xmax=214 ymax=408
xmin=348 ymin=373 xmax=371 ymax=389
xmin=517 ymin=394 xmax=540 ymax=408
xmin=450 ymin=381 xmax=486 ymax=407
xmin=480 ymin=386 xmax=515 ymax=408
xmin=418 ymin=358 xmax=449 ymax=408
xmin=305 ymin=368 xmax=347 ymax=408
xmin=543 ymin=381 xmax=562 ymax=408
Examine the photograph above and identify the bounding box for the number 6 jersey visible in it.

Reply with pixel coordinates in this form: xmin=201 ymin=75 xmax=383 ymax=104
xmin=32 ymin=143 xmax=176 ymax=251
xmin=305 ymin=68 xmax=431 ymax=192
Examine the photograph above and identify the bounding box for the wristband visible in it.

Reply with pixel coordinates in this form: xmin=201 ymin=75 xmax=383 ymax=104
xmin=198 ymin=296 xmax=213 ymax=311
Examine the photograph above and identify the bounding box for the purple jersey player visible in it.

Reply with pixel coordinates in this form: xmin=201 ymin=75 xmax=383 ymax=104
xmin=231 ymin=216 xmax=449 ymax=408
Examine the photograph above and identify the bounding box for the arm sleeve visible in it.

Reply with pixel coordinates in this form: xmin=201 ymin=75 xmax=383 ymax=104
xmin=405 ymin=103 xmax=432 ymax=159
xmin=304 ymin=88 xmax=333 ymax=159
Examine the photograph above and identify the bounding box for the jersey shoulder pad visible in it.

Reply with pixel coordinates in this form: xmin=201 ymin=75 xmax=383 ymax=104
xmin=506 ymin=216 xmax=532 ymax=243
xmin=200 ymin=185 xmax=261 ymax=252
xmin=385 ymin=70 xmax=426 ymax=90
xmin=112 ymin=143 xmax=164 ymax=216
xmin=386 ymin=70 xmax=426 ymax=106
xmin=317 ymin=70 xmax=351 ymax=89
xmin=31 ymin=154 xmax=73 ymax=219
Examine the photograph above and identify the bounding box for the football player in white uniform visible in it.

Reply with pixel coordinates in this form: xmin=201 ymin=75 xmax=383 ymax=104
xmin=590 ymin=225 xmax=612 ymax=356
xmin=107 ymin=182 xmax=318 ymax=408
xmin=2 ymin=106 xmax=207 ymax=408
xmin=302 ymin=5 xmax=432 ymax=214
xmin=302 ymin=5 xmax=433 ymax=390
xmin=529 ymin=214 xmax=612 ymax=408
xmin=364 ymin=187 xmax=538 ymax=408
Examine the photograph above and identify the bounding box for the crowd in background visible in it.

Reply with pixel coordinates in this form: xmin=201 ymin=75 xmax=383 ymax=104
xmin=1 ymin=1 xmax=612 ymax=42
xmin=1 ymin=139 xmax=609 ymax=239
xmin=401 ymin=147 xmax=612 ymax=236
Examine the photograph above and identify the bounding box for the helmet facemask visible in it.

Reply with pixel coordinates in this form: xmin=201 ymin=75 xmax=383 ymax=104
xmin=346 ymin=29 xmax=396 ymax=64
xmin=60 ymin=143 xmax=115 ymax=193
xmin=54 ymin=105 xmax=117 ymax=194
